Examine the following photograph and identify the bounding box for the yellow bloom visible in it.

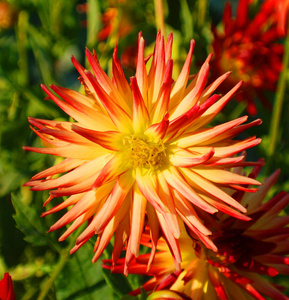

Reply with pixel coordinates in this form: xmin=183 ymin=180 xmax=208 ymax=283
xmin=24 ymin=32 xmax=261 ymax=271
xmin=107 ymin=167 xmax=289 ymax=299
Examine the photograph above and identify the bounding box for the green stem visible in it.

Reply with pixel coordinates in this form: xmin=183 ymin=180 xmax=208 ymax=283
xmin=16 ymin=11 xmax=29 ymax=87
xmin=229 ymin=101 xmax=246 ymax=121
xmin=266 ymin=33 xmax=289 ymax=174
xmin=37 ymin=227 xmax=83 ymax=300
xmin=154 ymin=0 xmax=165 ymax=34
xmin=86 ymin=0 xmax=101 ymax=49
xmin=197 ymin=0 xmax=207 ymax=27
xmin=37 ymin=253 xmax=69 ymax=300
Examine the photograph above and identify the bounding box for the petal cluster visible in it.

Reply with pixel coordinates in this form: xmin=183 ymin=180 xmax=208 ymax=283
xmin=105 ymin=166 xmax=289 ymax=300
xmin=24 ymin=32 xmax=261 ymax=270
xmin=210 ymin=0 xmax=284 ymax=115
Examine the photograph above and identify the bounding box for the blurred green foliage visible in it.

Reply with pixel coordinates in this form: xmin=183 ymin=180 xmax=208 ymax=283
xmin=0 ymin=0 xmax=288 ymax=298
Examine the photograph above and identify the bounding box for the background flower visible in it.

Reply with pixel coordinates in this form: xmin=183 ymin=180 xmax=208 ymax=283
xmin=105 ymin=166 xmax=289 ymax=299
xmin=210 ymin=0 xmax=284 ymax=115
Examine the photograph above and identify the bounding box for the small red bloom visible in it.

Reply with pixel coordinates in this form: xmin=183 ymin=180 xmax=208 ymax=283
xmin=0 ymin=273 xmax=15 ymax=300
xmin=211 ymin=0 xmax=284 ymax=115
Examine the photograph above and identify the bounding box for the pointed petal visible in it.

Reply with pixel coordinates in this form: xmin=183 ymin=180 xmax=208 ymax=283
xmin=151 ymin=59 xmax=173 ymax=124
xmin=23 ymin=144 xmax=108 ymax=160
xmin=156 ymin=211 xmax=182 ymax=271
xmin=131 ymin=76 xmax=150 ymax=133
xmin=48 ymin=190 xmax=97 ymax=231
xmin=181 ymin=168 xmax=248 ymax=212
xmin=146 ymin=202 xmax=160 ymax=270
xmin=192 ymin=167 xmax=261 ymax=186
xmin=136 ymin=33 xmax=148 ymax=105
xmin=38 ymin=127 xmax=94 ymax=146
xmin=128 ymin=185 xmax=147 ymax=257
xmin=173 ymin=190 xmax=211 ymax=236
xmin=157 ymin=172 xmax=180 ymax=238
xmin=85 ymin=48 xmax=131 ymax=114
xmin=199 ymin=71 xmax=231 ymax=102
xmin=170 ymin=62 xmax=210 ymax=120
xmin=112 ymin=45 xmax=133 ymax=113
xmin=76 ymin=171 xmax=134 ymax=244
xmin=165 ymin=32 xmax=173 ymax=63
xmin=41 ymin=193 xmax=84 ymax=217
xmin=213 ymin=137 xmax=262 ymax=157
xmin=135 ymin=169 xmax=169 ymax=213
xmin=170 ymin=147 xmax=215 ymax=168
xmin=84 ymin=70 xmax=132 ymax=132
xmin=162 ymin=167 xmax=217 ymax=214
xmin=49 ymin=175 xmax=97 ymax=197
xmin=72 ymin=125 xmax=123 ymax=151
xmin=175 ymin=116 xmax=248 ymax=148
xmin=169 ymin=40 xmax=195 ymax=110
xmin=41 ymin=84 xmax=113 ymax=130
xmin=189 ymin=81 xmax=243 ymax=131
xmin=92 ymin=192 xmax=131 ymax=263
xmin=30 ymin=156 xmax=107 ymax=191
xmin=145 ymin=113 xmax=169 ymax=140
xmin=59 ymin=210 xmax=94 ymax=241
xmin=148 ymin=33 xmax=166 ymax=106
xmin=92 ymin=155 xmax=130 ymax=189
xmin=30 ymin=158 xmax=84 ymax=180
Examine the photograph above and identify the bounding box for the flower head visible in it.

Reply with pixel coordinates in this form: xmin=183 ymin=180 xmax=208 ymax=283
xmin=211 ymin=0 xmax=284 ymax=115
xmin=24 ymin=32 xmax=261 ymax=271
xmin=0 ymin=1 xmax=17 ymax=29
xmin=0 ymin=273 xmax=15 ymax=300
xmin=106 ymin=166 xmax=289 ymax=299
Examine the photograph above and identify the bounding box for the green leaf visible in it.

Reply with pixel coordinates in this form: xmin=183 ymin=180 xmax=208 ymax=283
xmin=11 ymin=193 xmax=49 ymax=247
xmin=55 ymin=242 xmax=114 ymax=300
xmin=120 ymin=296 xmax=137 ymax=300
xmin=140 ymin=287 xmax=148 ymax=300
xmin=180 ymin=0 xmax=193 ymax=43
xmin=102 ymin=268 xmax=133 ymax=297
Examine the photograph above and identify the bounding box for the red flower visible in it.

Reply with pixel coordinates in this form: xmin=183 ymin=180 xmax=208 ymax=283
xmin=0 ymin=273 xmax=15 ymax=300
xmin=265 ymin=0 xmax=289 ymax=37
xmin=211 ymin=0 xmax=284 ymax=115
xmin=105 ymin=165 xmax=289 ymax=299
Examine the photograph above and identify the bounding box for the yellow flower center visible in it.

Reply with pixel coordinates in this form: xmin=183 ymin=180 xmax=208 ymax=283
xmin=123 ymin=135 xmax=166 ymax=170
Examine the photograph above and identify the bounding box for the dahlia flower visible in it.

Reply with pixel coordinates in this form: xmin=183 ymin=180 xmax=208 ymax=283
xmin=24 ymin=32 xmax=261 ymax=270
xmin=211 ymin=0 xmax=284 ymax=115
xmin=0 ymin=273 xmax=15 ymax=300
xmin=106 ymin=166 xmax=289 ymax=299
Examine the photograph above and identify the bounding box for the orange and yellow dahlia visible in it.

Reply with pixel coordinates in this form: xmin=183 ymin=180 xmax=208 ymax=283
xmin=211 ymin=0 xmax=284 ymax=115
xmin=24 ymin=32 xmax=261 ymax=270
xmin=106 ymin=166 xmax=289 ymax=299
